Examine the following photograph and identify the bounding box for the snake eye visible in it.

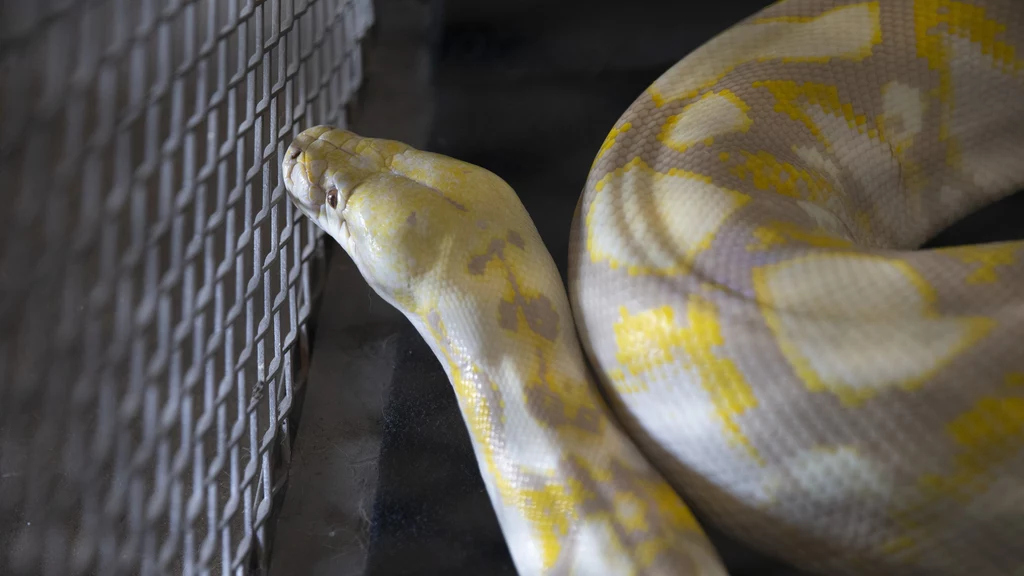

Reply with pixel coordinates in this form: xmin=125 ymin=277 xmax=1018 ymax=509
xmin=326 ymin=188 xmax=338 ymax=209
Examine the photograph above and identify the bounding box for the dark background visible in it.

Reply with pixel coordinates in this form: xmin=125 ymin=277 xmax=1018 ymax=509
xmin=270 ymin=1 xmax=1024 ymax=574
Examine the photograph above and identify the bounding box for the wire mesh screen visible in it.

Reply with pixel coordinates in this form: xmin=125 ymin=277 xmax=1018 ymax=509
xmin=0 ymin=0 xmax=374 ymax=574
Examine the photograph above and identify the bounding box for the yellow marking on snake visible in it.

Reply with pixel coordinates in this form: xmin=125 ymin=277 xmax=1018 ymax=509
xmin=730 ymin=149 xmax=838 ymax=202
xmin=747 ymin=222 xmax=854 ymax=251
xmin=937 ymin=242 xmax=1020 ymax=284
xmin=594 ymin=122 xmax=632 ymax=167
xmin=649 ymin=2 xmax=881 ymax=105
xmin=914 ymin=0 xmax=1024 ymax=169
xmin=613 ymin=301 xmax=760 ymax=460
xmin=920 ymin=372 xmax=1024 ymax=500
xmin=888 ymin=375 xmax=1024 ymax=556
xmin=754 ymin=81 xmax=872 ymax=147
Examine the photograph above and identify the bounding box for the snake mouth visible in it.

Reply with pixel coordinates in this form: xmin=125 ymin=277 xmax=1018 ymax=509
xmin=283 ymin=126 xmax=335 ymax=220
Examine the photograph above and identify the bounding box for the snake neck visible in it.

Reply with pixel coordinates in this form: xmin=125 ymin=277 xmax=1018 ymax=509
xmin=392 ymin=223 xmax=728 ymax=576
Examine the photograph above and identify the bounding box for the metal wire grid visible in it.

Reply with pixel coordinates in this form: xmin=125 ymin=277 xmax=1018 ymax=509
xmin=0 ymin=0 xmax=374 ymax=573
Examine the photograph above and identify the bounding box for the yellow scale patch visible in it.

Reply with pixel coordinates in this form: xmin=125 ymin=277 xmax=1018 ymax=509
xmin=611 ymin=298 xmax=761 ymax=461
xmin=936 ymin=243 xmax=1020 ymax=284
xmin=753 ymin=80 xmax=877 ymax=148
xmin=729 ymin=149 xmax=838 ymax=202
xmin=725 ymin=149 xmax=852 ymax=245
xmin=926 ymin=398 xmax=1024 ymax=497
xmin=516 ymin=482 xmax=578 ymax=568
xmin=720 ymin=80 xmax=918 ymax=246
xmin=593 ymin=122 xmax=632 ymax=168
xmin=913 ymin=0 xmax=1024 ymax=168
xmin=647 ymin=2 xmax=882 ymax=106
xmin=747 ymin=222 xmax=854 ymax=252
xmin=885 ymin=373 xmax=1024 ymax=557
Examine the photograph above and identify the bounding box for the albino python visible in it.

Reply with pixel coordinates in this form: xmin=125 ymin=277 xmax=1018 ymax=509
xmin=283 ymin=0 xmax=1024 ymax=574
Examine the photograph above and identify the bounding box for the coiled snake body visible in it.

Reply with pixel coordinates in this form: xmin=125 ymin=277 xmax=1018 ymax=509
xmin=283 ymin=1 xmax=1024 ymax=574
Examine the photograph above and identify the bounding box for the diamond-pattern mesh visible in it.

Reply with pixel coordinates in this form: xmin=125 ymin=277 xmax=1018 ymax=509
xmin=0 ymin=0 xmax=374 ymax=574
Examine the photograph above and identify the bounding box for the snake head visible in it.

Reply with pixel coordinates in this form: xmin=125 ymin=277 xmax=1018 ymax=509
xmin=283 ymin=126 xmax=407 ymax=240
xmin=282 ymin=126 xmax=535 ymax=312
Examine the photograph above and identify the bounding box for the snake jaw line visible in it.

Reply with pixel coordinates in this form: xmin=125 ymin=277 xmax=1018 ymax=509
xmin=282 ymin=146 xmax=324 ymax=217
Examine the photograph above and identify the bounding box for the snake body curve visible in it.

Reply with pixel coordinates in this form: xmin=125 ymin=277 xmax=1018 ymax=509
xmin=283 ymin=1 xmax=1024 ymax=574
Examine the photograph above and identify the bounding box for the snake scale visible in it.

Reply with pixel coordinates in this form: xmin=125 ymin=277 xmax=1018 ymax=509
xmin=282 ymin=0 xmax=1024 ymax=574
